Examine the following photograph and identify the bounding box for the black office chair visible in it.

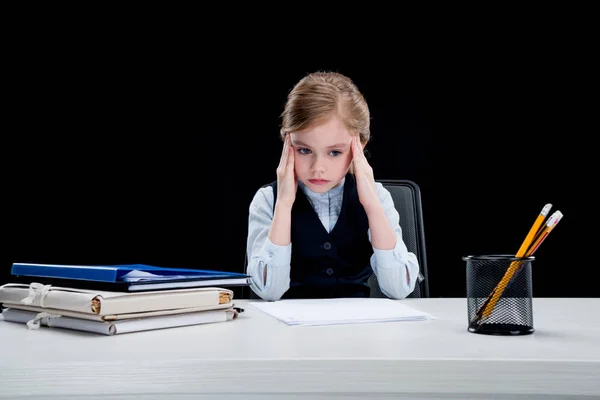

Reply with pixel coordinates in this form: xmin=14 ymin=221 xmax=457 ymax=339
xmin=369 ymin=179 xmax=429 ymax=298
xmin=243 ymin=179 xmax=429 ymax=299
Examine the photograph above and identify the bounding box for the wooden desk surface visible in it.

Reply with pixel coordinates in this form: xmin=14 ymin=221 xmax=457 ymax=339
xmin=1 ymin=297 xmax=599 ymax=399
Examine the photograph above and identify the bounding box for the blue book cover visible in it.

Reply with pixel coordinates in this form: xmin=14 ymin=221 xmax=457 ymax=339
xmin=10 ymin=263 xmax=249 ymax=283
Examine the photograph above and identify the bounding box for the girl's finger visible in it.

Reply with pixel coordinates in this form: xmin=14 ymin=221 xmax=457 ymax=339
xmin=287 ymin=145 xmax=294 ymax=169
xmin=278 ymin=134 xmax=289 ymax=170
xmin=353 ymin=136 xmax=364 ymax=164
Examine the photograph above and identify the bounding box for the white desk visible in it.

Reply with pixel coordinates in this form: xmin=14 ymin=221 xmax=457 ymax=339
xmin=1 ymin=298 xmax=599 ymax=399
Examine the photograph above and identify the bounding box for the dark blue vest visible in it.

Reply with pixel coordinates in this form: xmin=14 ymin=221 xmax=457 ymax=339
xmin=269 ymin=173 xmax=374 ymax=299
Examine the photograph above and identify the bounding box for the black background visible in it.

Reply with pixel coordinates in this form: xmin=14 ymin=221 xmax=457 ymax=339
xmin=3 ymin=20 xmax=593 ymax=298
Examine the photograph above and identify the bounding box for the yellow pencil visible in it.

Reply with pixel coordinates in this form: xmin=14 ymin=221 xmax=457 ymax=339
xmin=515 ymin=203 xmax=553 ymax=258
xmin=481 ymin=208 xmax=561 ymax=319
xmin=474 ymin=204 xmax=552 ymax=320
xmin=525 ymin=211 xmax=563 ymax=256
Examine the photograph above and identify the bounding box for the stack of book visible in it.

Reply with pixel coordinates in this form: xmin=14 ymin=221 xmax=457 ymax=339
xmin=0 ymin=263 xmax=251 ymax=335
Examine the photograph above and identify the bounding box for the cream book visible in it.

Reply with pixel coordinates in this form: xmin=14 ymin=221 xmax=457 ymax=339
xmin=1 ymin=303 xmax=233 ymax=321
xmin=0 ymin=283 xmax=233 ymax=316
xmin=0 ymin=307 xmax=238 ymax=335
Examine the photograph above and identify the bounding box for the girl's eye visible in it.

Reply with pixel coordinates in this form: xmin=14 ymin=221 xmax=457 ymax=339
xmin=297 ymin=148 xmax=341 ymax=156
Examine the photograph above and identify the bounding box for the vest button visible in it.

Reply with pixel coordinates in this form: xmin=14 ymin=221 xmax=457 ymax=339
xmin=326 ymin=268 xmax=334 ymax=276
xmin=323 ymin=242 xmax=332 ymax=250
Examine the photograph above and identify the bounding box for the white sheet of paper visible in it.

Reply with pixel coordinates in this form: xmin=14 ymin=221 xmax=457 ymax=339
xmin=121 ymin=270 xmax=195 ymax=282
xmin=248 ymin=298 xmax=435 ymax=326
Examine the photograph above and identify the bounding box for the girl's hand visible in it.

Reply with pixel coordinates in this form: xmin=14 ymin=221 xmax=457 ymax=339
xmin=276 ymin=134 xmax=297 ymax=209
xmin=352 ymin=135 xmax=380 ymax=213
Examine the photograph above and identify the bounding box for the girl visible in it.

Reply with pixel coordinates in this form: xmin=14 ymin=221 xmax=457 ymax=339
xmin=246 ymin=71 xmax=420 ymax=301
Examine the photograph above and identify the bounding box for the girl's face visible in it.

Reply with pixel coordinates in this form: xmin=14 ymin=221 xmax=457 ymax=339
xmin=290 ymin=115 xmax=359 ymax=193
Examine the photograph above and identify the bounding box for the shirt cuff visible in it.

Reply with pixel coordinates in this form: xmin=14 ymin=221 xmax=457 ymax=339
xmin=372 ymin=233 xmax=410 ymax=269
xmin=259 ymin=237 xmax=292 ymax=268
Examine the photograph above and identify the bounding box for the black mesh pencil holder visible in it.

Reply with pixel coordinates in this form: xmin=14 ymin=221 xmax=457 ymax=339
xmin=464 ymin=254 xmax=535 ymax=335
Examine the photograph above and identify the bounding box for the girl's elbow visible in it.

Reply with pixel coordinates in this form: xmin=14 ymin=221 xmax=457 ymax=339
xmin=253 ymin=284 xmax=288 ymax=302
xmin=260 ymin=291 xmax=283 ymax=302
xmin=381 ymin=281 xmax=415 ymax=300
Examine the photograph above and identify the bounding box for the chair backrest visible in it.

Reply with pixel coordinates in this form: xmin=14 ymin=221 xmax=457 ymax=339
xmin=369 ymin=179 xmax=429 ymax=298
xmin=243 ymin=179 xmax=429 ymax=299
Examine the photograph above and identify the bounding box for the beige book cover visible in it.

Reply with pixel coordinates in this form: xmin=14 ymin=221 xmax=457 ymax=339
xmin=0 ymin=307 xmax=239 ymax=335
xmin=1 ymin=301 xmax=234 ymax=321
xmin=0 ymin=283 xmax=233 ymax=315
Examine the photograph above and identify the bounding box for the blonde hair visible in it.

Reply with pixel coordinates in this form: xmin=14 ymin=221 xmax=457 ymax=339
xmin=280 ymin=71 xmax=370 ymax=145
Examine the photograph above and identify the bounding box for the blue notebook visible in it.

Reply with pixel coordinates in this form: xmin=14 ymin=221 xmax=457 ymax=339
xmin=10 ymin=263 xmax=251 ymax=292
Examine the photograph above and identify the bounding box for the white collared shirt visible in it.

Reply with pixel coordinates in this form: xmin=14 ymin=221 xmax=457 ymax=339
xmin=246 ymin=178 xmax=420 ymax=301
